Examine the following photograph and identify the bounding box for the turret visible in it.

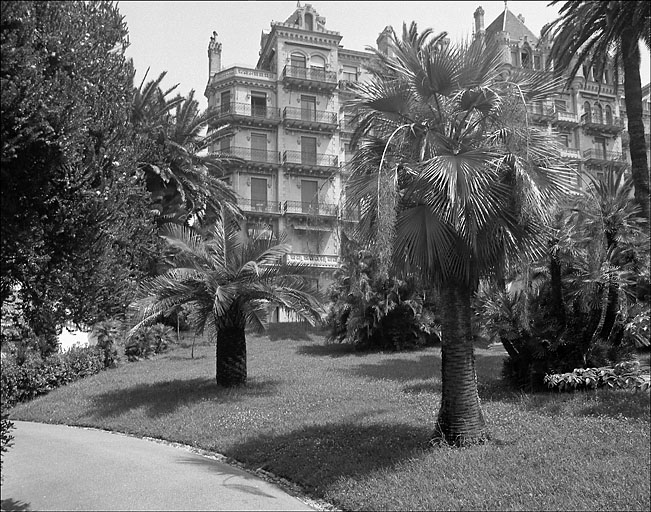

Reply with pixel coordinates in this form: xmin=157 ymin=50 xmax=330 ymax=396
xmin=376 ymin=26 xmax=394 ymax=58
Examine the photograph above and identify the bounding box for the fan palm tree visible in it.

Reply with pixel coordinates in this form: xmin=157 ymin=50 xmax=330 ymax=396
xmin=346 ymin=23 xmax=570 ymax=445
xmin=128 ymin=221 xmax=324 ymax=387
xmin=542 ymin=0 xmax=650 ymax=222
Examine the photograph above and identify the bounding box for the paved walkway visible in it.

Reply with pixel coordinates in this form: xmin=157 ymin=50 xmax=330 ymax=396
xmin=1 ymin=421 xmax=315 ymax=511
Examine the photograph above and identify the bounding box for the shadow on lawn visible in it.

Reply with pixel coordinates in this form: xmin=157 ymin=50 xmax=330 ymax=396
xmin=229 ymin=421 xmax=431 ymax=494
xmin=90 ymin=377 xmax=281 ymax=419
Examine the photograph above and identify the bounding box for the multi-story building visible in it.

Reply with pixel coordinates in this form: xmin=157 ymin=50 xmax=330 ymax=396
xmin=472 ymin=3 xmax=650 ymax=187
xmin=203 ymin=3 xmax=649 ymax=304
xmin=204 ymin=3 xmax=373 ymax=297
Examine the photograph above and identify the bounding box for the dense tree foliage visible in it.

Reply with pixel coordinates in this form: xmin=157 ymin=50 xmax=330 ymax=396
xmin=1 ymin=1 xmax=160 ymax=346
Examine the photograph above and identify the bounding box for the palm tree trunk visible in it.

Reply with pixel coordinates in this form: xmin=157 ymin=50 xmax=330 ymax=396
xmin=215 ymin=312 xmax=247 ymax=387
xmin=432 ymin=281 xmax=488 ymax=446
xmin=621 ymin=31 xmax=650 ymax=222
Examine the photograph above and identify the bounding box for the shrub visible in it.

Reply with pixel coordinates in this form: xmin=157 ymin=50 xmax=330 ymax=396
xmin=544 ymin=361 xmax=651 ymax=392
xmin=93 ymin=319 xmax=123 ymax=368
xmin=0 ymin=346 xmax=106 ymax=407
xmin=124 ymin=323 xmax=175 ymax=361
xmin=1 ymin=407 xmax=14 ymax=480
xmin=326 ymin=242 xmax=439 ymax=351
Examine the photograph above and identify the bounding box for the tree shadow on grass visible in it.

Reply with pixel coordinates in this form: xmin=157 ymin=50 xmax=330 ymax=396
xmin=1 ymin=499 xmax=31 ymax=511
xmin=295 ymin=342 xmax=361 ymax=358
xmin=263 ymin=323 xmax=325 ymax=342
xmin=228 ymin=421 xmax=432 ymax=495
xmin=90 ymin=377 xmax=281 ymax=419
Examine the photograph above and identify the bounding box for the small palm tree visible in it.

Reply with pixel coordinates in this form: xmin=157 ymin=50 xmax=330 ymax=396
xmin=347 ymin=24 xmax=570 ymax=445
xmin=542 ymin=0 xmax=650 ymax=221
xmin=129 ymin=222 xmax=324 ymax=386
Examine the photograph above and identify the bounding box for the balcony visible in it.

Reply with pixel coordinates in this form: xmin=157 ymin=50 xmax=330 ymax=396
xmin=210 ymin=102 xmax=280 ymax=127
xmin=285 ymin=253 xmax=340 ymax=269
xmin=582 ymin=148 xmax=627 ymax=167
xmin=526 ymin=103 xmax=554 ymax=123
xmin=581 ymin=111 xmax=623 ymax=135
xmin=283 ymin=107 xmax=338 ymax=132
xmin=283 ymin=200 xmax=338 ymax=217
xmin=239 ymin=198 xmax=282 ymax=215
xmin=552 ymin=110 xmax=579 ymax=127
xmin=282 ymin=150 xmax=338 ymax=176
xmin=558 ymin=147 xmax=581 ymax=160
xmin=281 ymin=65 xmax=338 ymax=92
xmin=219 ymin=146 xmax=279 ymax=168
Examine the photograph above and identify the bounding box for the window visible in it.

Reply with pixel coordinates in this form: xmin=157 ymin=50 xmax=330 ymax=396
xmin=220 ymin=91 xmax=231 ymax=114
xmin=301 ymin=95 xmax=317 ymax=121
xmin=554 ymin=99 xmax=567 ymax=113
xmin=521 ymin=51 xmax=531 ymax=69
xmin=310 ymin=55 xmax=326 ymax=80
xmin=251 ymin=93 xmax=266 ymax=117
xmin=219 ymin=137 xmax=231 ymax=153
xmin=583 ymin=101 xmax=592 ymax=122
xmin=559 ymin=134 xmax=570 ymax=147
xmin=291 ymin=53 xmax=306 ymax=69
xmin=594 ymin=136 xmax=607 ymax=159
xmin=511 ymin=50 xmax=518 ymax=66
xmin=301 ymin=180 xmax=318 ymax=213
xmin=251 ymin=133 xmax=267 ymax=162
xmin=301 ymin=136 xmax=317 ymax=165
xmin=251 ymin=178 xmax=268 ymax=210
xmin=342 ymin=65 xmax=357 ymax=82
xmin=594 ymin=103 xmax=603 ymax=124
xmin=605 ymin=105 xmax=613 ymax=125
xmin=534 ymin=55 xmax=541 ymax=70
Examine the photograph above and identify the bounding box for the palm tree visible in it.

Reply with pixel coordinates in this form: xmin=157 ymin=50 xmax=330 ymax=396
xmin=346 ymin=23 xmax=570 ymax=445
xmin=542 ymin=0 xmax=650 ymax=222
xmin=131 ymin=69 xmax=240 ymax=225
xmin=128 ymin=221 xmax=324 ymax=386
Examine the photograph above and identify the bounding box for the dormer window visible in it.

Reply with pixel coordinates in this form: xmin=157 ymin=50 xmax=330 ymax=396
xmin=521 ymin=44 xmax=532 ymax=69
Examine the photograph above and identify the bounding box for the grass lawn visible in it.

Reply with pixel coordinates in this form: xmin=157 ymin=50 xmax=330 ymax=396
xmin=8 ymin=326 xmax=651 ymax=511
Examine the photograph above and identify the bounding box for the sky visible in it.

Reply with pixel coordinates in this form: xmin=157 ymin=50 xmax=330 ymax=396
xmin=117 ymin=1 xmax=651 ymax=111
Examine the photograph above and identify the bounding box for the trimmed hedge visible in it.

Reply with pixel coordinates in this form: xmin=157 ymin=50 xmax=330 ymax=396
xmin=1 ymin=345 xmax=106 ymax=407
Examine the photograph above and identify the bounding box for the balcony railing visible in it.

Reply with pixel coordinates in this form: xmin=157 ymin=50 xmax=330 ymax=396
xmin=582 ymin=149 xmax=626 ymax=162
xmin=283 ymin=150 xmax=338 ymax=169
xmin=283 ymin=107 xmax=337 ymax=130
xmin=282 ymin=65 xmax=338 ymax=88
xmin=239 ymin=198 xmax=282 ymax=214
xmin=581 ymin=111 xmax=623 ymax=133
xmin=552 ymin=111 xmax=579 ymax=125
xmin=526 ymin=103 xmax=554 ymax=121
xmin=212 ymin=102 xmax=280 ymax=124
xmin=220 ymin=146 xmax=279 ymax=165
xmin=283 ymin=200 xmax=338 ymax=217
xmin=559 ymin=147 xmax=581 ymax=159
xmin=285 ymin=253 xmax=340 ymax=269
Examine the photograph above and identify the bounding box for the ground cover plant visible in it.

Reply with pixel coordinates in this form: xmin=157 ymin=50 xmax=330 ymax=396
xmin=7 ymin=328 xmax=650 ymax=511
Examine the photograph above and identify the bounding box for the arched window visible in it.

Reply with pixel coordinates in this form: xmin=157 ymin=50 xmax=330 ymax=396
xmin=583 ymin=101 xmax=592 ymax=122
xmin=605 ymin=105 xmax=613 ymax=125
xmin=594 ymin=103 xmax=603 ymax=123
xmin=291 ymin=53 xmax=306 ymax=69
xmin=310 ymin=55 xmax=326 ymax=70
xmin=305 ymin=13 xmax=313 ymax=31
xmin=520 ymin=44 xmax=532 ymax=69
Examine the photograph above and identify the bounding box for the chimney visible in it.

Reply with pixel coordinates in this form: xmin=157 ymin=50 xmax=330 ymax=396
xmin=474 ymin=6 xmax=485 ymax=36
xmin=208 ymin=31 xmax=222 ymax=77
xmin=376 ymin=26 xmax=393 ymax=57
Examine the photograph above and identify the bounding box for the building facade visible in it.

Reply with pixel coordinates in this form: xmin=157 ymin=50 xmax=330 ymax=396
xmin=204 ymin=3 xmax=373 ymax=294
xmin=473 ymin=4 xmax=650 ymax=187
xmin=203 ymin=3 xmax=650 ymax=302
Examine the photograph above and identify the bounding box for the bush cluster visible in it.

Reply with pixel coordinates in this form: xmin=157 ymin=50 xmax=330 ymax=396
xmin=124 ymin=323 xmax=175 ymax=361
xmin=544 ymin=361 xmax=651 ymax=392
xmin=1 ymin=345 xmax=107 ymax=407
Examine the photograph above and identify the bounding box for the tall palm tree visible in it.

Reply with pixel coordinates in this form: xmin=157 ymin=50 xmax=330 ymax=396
xmin=128 ymin=221 xmax=324 ymax=386
xmin=131 ymin=69 xmax=239 ymax=225
xmin=347 ymin=23 xmax=570 ymax=445
xmin=542 ymin=0 xmax=651 ymax=222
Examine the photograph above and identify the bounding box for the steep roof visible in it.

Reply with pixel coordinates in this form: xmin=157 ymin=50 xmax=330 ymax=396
xmin=485 ymin=6 xmax=538 ymax=43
